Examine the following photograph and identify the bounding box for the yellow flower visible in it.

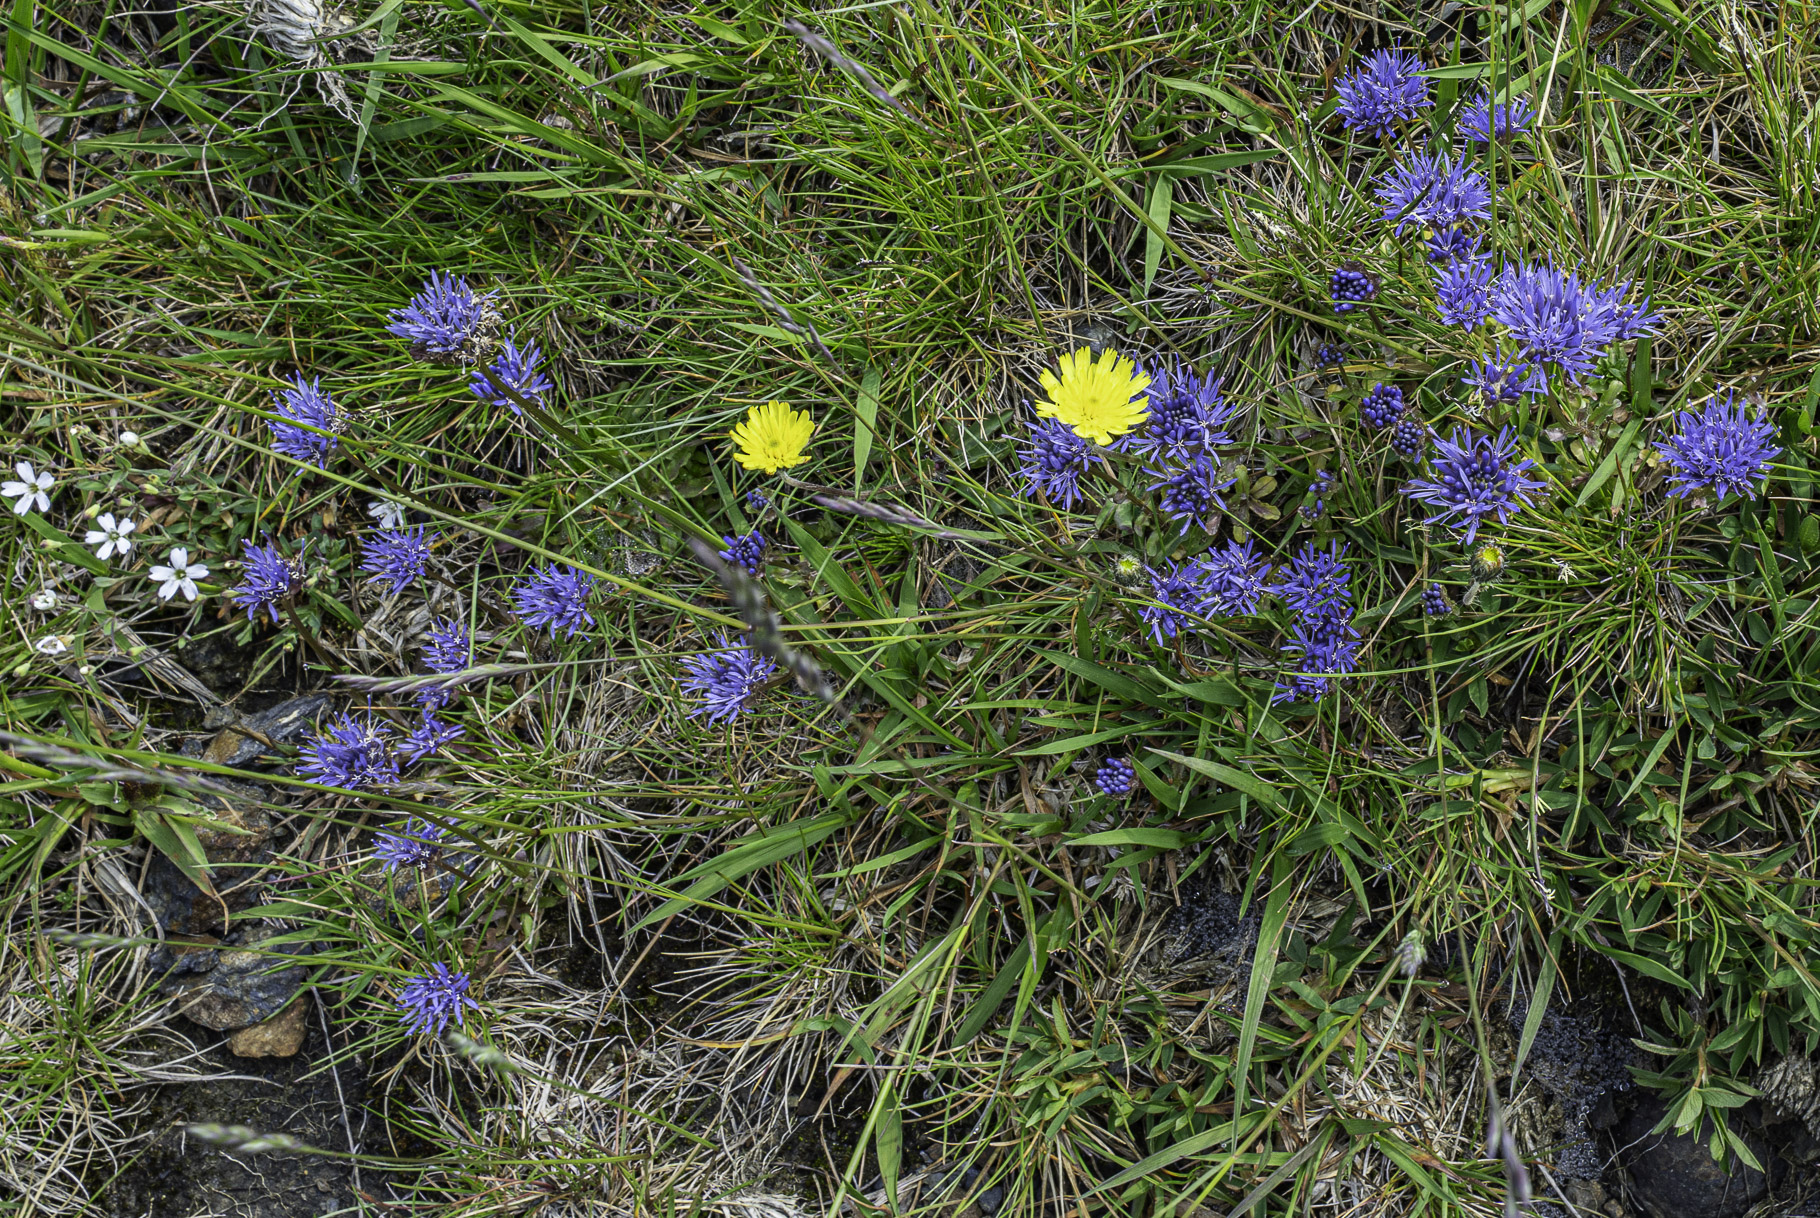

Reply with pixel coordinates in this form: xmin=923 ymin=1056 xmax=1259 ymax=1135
xmin=1034 ymin=347 xmax=1151 ymax=445
xmin=729 ymin=400 xmax=815 ymax=474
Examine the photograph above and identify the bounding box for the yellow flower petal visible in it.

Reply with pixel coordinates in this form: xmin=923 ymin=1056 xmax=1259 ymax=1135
xmin=1031 ymin=347 xmax=1151 ymax=445
xmin=730 ymin=400 xmax=815 ymax=474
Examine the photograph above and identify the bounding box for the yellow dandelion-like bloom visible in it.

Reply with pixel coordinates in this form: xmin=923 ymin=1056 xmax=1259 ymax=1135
xmin=729 ymin=401 xmax=815 ymax=474
xmin=1034 ymin=347 xmax=1151 ymax=446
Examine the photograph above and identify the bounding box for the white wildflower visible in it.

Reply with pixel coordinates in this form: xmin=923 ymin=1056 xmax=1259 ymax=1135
xmin=368 ymin=498 xmax=409 ymax=529
xmin=120 ymin=430 xmax=140 ymax=447
xmin=35 ymin=635 xmax=69 ymax=656
xmin=29 ymin=589 xmax=57 ymax=611
xmin=1555 ymin=560 xmax=1576 ymax=583
xmin=1 ymin=462 xmax=54 ymax=515
xmin=149 ymin=548 xmax=209 ymax=602
xmin=84 ymin=513 xmax=137 ymax=560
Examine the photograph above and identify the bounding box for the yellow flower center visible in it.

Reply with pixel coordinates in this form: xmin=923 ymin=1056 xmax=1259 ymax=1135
xmin=729 ymin=401 xmax=815 ymax=475
xmin=1033 ymin=347 xmax=1151 ymax=446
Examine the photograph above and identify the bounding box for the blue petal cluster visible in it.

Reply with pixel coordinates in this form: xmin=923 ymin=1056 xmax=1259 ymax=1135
xmin=1392 ymin=415 xmax=1427 ymax=459
xmin=1489 ymin=261 xmax=1661 ymax=386
xmin=1373 ymin=150 xmax=1493 ymax=237
xmin=1093 ymin=756 xmax=1136 ymax=797
xmin=1196 ymin=540 xmax=1273 ymax=615
xmin=1272 ymin=542 xmax=1353 ymax=623
xmin=1017 ymin=416 xmax=1096 ymax=509
xmin=511 ymin=564 xmax=598 ymax=639
xmin=269 ymin=374 xmax=341 ymax=468
xmin=718 ymin=529 xmax=767 ymax=576
xmin=402 ymin=711 xmax=465 ymax=763
xmin=1361 ymin=384 xmax=1405 ymax=429
xmin=1421 ymin=583 xmax=1451 ymax=617
xmin=397 ymin=963 xmax=480 ymax=1036
xmin=1314 ymin=341 xmax=1349 ymax=367
xmin=1460 ymin=92 xmax=1536 ymax=143
xmin=1147 ymin=453 xmax=1234 ymax=536
xmin=1424 ymin=226 xmax=1480 ymax=265
xmin=1121 ymin=363 xmax=1234 ymax=461
xmin=1656 ymin=390 xmax=1781 ymax=504
xmin=1301 ymin=469 xmax=1335 ymax=522
xmin=1331 ymin=265 xmax=1377 ymax=314
xmin=679 ymin=634 xmax=779 ymax=724
xmin=229 ymin=538 xmax=306 ymax=624
xmin=361 ymin=526 xmax=435 ymax=595
xmin=374 ymin=817 xmax=447 ymax=873
xmin=1271 ymin=543 xmax=1360 ymax=704
xmin=469 ymin=330 xmax=554 ymax=414
xmin=1402 ymin=427 xmax=1546 ymax=544
xmin=1139 ymin=561 xmax=1206 ymax=645
xmin=1463 ymin=354 xmax=1548 ymax=410
xmin=1333 ymin=47 xmax=1432 ymax=138
xmin=297 ymin=712 xmax=399 ymax=790
xmin=387 ymin=271 xmax=500 ymax=365
xmin=417 ymin=618 xmax=471 ymax=710
xmin=1435 ymin=256 xmax=1496 ymax=330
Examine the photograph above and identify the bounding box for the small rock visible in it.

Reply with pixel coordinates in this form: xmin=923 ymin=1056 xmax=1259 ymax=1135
xmin=169 ymin=924 xmax=310 ymax=1031
xmin=227 ymin=998 xmax=308 ymax=1058
xmin=1616 ymin=1094 xmax=1772 ymax=1218
xmin=202 ymin=694 xmax=331 ymax=768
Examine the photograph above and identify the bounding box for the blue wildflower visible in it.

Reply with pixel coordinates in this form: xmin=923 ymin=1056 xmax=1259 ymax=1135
xmin=397 ymin=963 xmax=480 ymax=1036
xmin=1273 ymin=542 xmax=1352 ymax=623
xmin=1018 ymin=416 xmax=1096 ymax=509
xmin=1093 ymin=757 xmax=1136 ymax=797
xmin=374 ymin=818 xmax=447 ymax=873
xmin=1274 ymin=612 xmax=1363 ymax=704
xmin=1463 ymin=354 xmax=1548 ymax=410
xmin=1301 ymin=469 xmax=1336 ymax=521
xmin=417 ymin=618 xmax=471 ymax=711
xmin=387 ymin=271 xmax=501 ymax=365
xmin=1373 ymin=150 xmax=1493 ymax=238
xmin=1361 ymin=383 xmax=1406 ymax=429
xmin=402 ymin=711 xmax=465 ymax=764
xmin=1121 ymin=362 xmax=1234 ymax=461
xmin=1195 ymin=540 xmax=1272 ymax=616
xmin=718 ymin=529 xmax=767 ymax=577
xmin=1460 ymin=92 xmax=1535 ymax=143
xmin=679 ymin=633 xmax=779 ymax=725
xmin=360 ymin=526 xmax=435 ymax=595
xmin=1656 ymin=390 xmax=1781 ymax=504
xmin=511 ymin=564 xmax=598 ymax=639
xmin=1331 ymin=264 xmax=1378 ymax=314
xmin=745 ymin=489 xmax=771 ymax=514
xmin=1314 ymin=341 xmax=1349 ymax=367
xmin=1421 ymin=583 xmax=1452 ymax=617
xmin=1148 ymin=453 xmax=1234 ymax=536
xmin=1392 ymin=415 xmax=1427 ymax=459
xmin=469 ymin=329 xmax=554 ymax=414
xmin=228 ymin=538 xmax=306 ymax=624
xmin=1489 ymin=261 xmax=1661 ymax=386
xmin=1402 ymin=427 xmax=1546 ymax=544
xmin=1435 ymin=256 xmax=1496 ymax=330
xmin=1139 ymin=561 xmax=1205 ymax=645
xmin=268 ymin=374 xmax=341 ymax=468
xmin=1424 ymin=226 xmax=1480 ymax=264
xmin=1333 ymin=46 xmax=1432 ymax=138
xmin=297 ymin=712 xmax=399 ymax=790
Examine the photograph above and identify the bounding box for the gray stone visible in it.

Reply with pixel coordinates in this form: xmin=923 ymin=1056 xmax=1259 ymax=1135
xmin=1617 ymin=1094 xmax=1771 ymax=1218
xmin=168 ymin=925 xmax=309 ymax=1031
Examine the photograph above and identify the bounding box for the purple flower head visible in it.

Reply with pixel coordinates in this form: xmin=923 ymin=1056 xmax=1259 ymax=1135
xmin=718 ymin=529 xmax=767 ymax=577
xmin=1463 ymin=354 xmax=1548 ymax=412
xmin=745 ymin=489 xmax=772 ymax=514
xmin=1273 ymin=542 xmax=1352 ymax=623
xmin=360 ymin=526 xmax=435 ymax=595
xmin=1139 ymin=560 xmax=1205 ymax=645
xmin=1656 ymin=390 xmax=1781 ymax=504
xmin=1402 ymin=426 xmax=1546 ymax=544
xmin=1147 ymin=453 xmax=1235 ymax=536
xmin=297 ymin=711 xmax=399 ymax=790
xmin=1301 ymin=468 xmax=1336 ymax=521
xmin=229 ymin=538 xmax=306 ymax=624
xmin=402 ymin=711 xmax=465 ymax=764
xmin=1373 ymin=150 xmax=1493 ymax=238
xmin=1273 ymin=611 xmax=1363 ymax=704
xmin=1195 ymin=540 xmax=1273 ymax=616
xmin=1460 ymin=92 xmax=1536 ymax=143
xmin=1435 ymin=256 xmax=1496 ymax=330
xmin=387 ymin=271 xmax=501 ymax=366
xmin=1331 ymin=264 xmax=1378 ymax=314
xmin=1361 ymin=383 xmax=1406 ymax=429
xmin=417 ymin=618 xmax=471 ymax=710
xmin=1392 ymin=415 xmax=1428 ymax=460
xmin=1421 ymin=583 xmax=1452 ymax=617
xmin=1093 ymin=757 xmax=1136 ymax=798
xmin=1018 ymin=416 xmax=1096 ymax=509
xmin=1122 ymin=362 xmax=1234 ymax=461
xmin=1334 ymin=46 xmax=1432 ymax=138
xmin=374 ymin=817 xmax=447 ymax=873
xmin=511 ymin=564 xmax=598 ymax=639
xmin=397 ymin=963 xmax=480 ymax=1036
xmin=469 ymin=329 xmax=554 ymax=414
xmin=679 ymin=633 xmax=779 ymax=724
xmin=1314 ymin=341 xmax=1349 ymax=367
xmin=269 ymin=374 xmax=341 ymax=468
xmin=1424 ymin=226 xmax=1481 ymax=265
xmin=1489 ymin=261 xmax=1660 ymax=386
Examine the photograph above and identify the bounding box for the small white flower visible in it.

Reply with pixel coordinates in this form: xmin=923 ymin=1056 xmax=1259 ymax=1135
xmin=368 ymin=498 xmax=409 ymax=529
xmin=149 ymin=548 xmax=209 ymax=602
xmin=1 ymin=462 xmax=54 ymax=516
xmin=84 ymin=513 xmax=137 ymax=561
xmin=1555 ymin=560 xmax=1576 ymax=583
xmin=29 ymin=589 xmax=57 ymax=611
xmin=35 ymin=635 xmax=68 ymax=657
xmin=120 ymin=430 xmax=140 ymax=447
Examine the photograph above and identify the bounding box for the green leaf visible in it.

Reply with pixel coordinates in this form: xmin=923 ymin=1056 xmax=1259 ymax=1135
xmin=1038 ymin=650 xmax=1163 ymax=703
xmin=1142 ymin=174 xmax=1172 ymax=298
xmin=853 ymin=365 xmax=881 ymax=491
xmin=1576 ymin=417 xmax=1643 ymax=507
xmin=1069 ymin=827 xmax=1187 ymax=849
xmin=1593 ymin=64 xmax=1677 ymax=119
xmin=875 ymin=1080 xmax=903 ymax=1207
xmin=1147 ymin=749 xmax=1285 ymax=811
xmin=631 ymin=809 xmax=855 ymax=931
